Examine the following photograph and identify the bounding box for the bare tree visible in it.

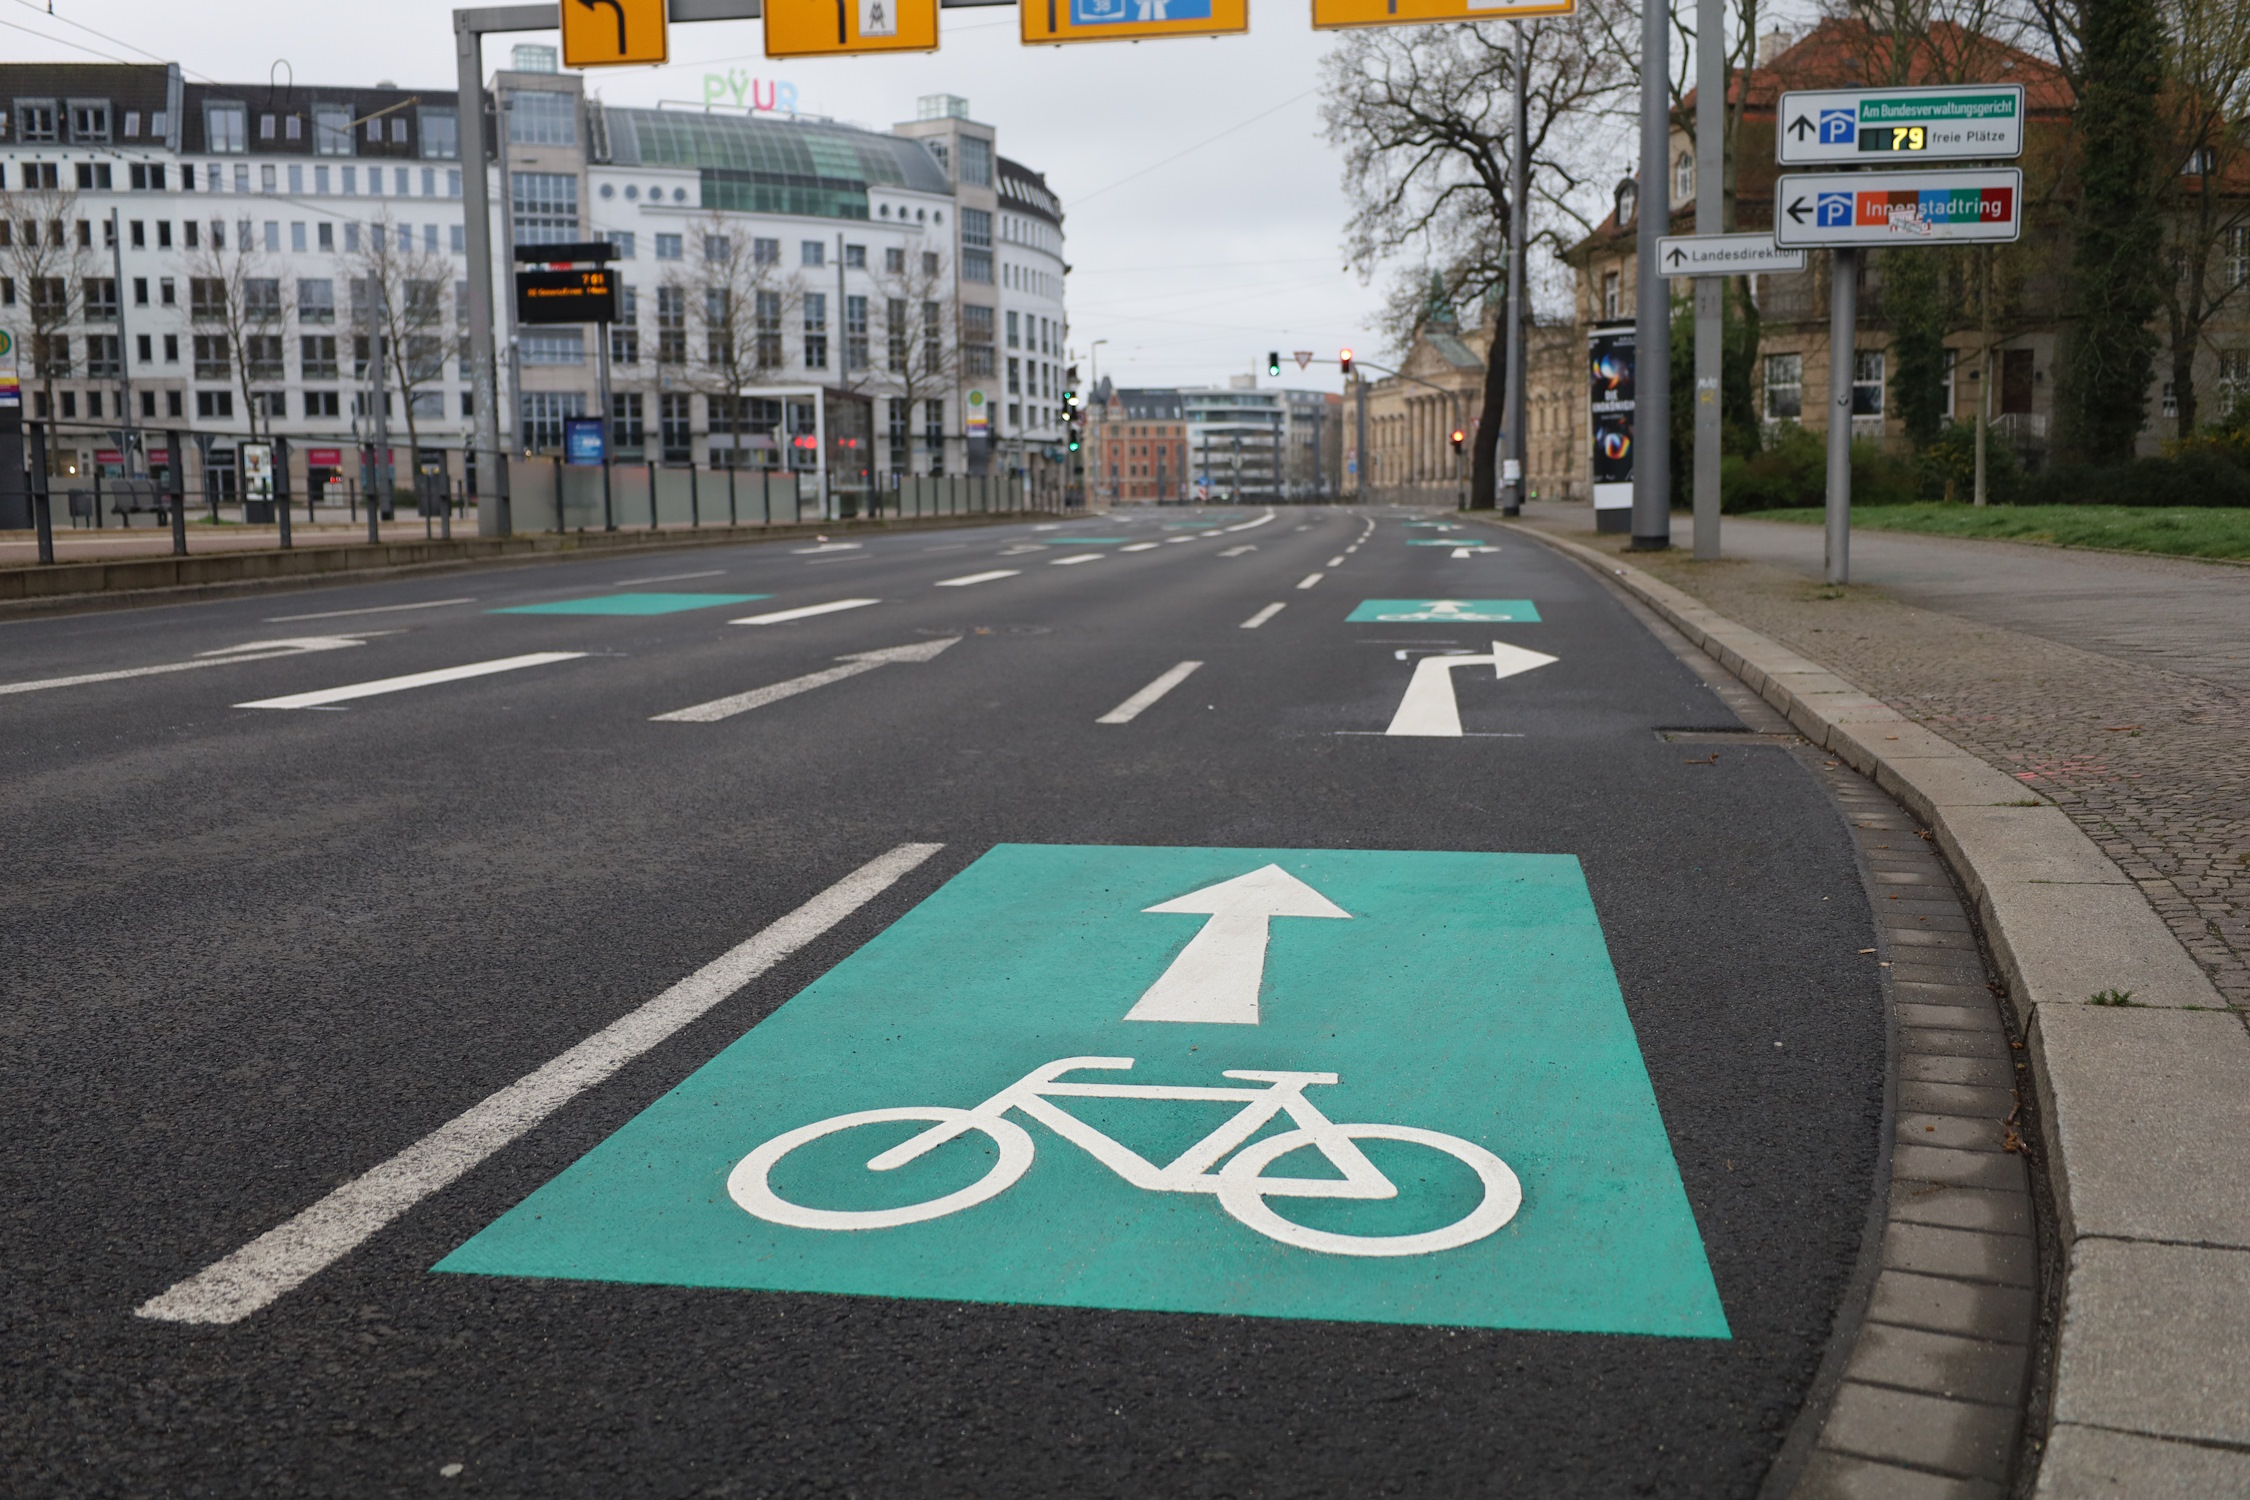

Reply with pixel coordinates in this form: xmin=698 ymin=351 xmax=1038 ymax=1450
xmin=867 ymin=245 xmax=962 ymax=475
xmin=186 ymin=222 xmax=280 ymax=443
xmin=1321 ymin=8 xmax=1638 ymax=505
xmin=0 ymin=183 xmax=89 ymax=435
xmin=663 ymin=214 xmax=802 ymax=465
xmin=354 ymin=211 xmax=452 ymax=481
xmin=2153 ymin=0 xmax=2250 ymax=433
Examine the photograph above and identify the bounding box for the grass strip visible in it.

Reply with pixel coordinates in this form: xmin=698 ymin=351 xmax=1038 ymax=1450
xmin=1751 ymin=504 xmax=2250 ymax=560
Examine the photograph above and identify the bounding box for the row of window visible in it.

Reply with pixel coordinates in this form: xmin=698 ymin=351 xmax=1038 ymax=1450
xmin=25 ymin=328 xmax=455 ymax=381
xmin=5 ymin=271 xmax=467 ymax=326
xmin=26 ymin=384 xmax=453 ymax=423
xmin=4 ymin=100 xmax=164 ymax=145
xmin=4 ymin=158 xmax=467 ymax=202
xmin=524 ymin=390 xmax=973 ymax=473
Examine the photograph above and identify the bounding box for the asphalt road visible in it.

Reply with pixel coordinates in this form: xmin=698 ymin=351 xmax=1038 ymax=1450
xmin=2 ymin=506 xmax=1886 ymax=1497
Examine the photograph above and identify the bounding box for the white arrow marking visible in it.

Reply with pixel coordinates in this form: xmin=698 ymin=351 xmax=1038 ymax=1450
xmin=0 ymin=636 xmax=370 ymax=698
xmin=1126 ymin=865 xmax=1350 ymax=1025
xmin=1384 ymin=641 xmax=1558 ymax=737
xmin=1450 ymin=546 xmax=1503 ymax=558
xmin=652 ymin=638 xmax=957 ymax=722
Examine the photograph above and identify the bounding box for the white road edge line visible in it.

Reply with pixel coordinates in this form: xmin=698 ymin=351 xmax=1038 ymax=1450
xmin=1240 ymin=603 xmax=1286 ymax=630
xmin=934 ymin=570 xmax=1019 ymax=588
xmin=133 ymin=842 xmax=947 ymax=1326
xmin=1097 ymin=660 xmax=1203 ymax=724
xmin=235 ymin=653 xmax=585 ymax=710
xmin=1050 ymin=553 xmax=1103 ymax=566
xmin=265 ymin=598 xmax=475 ymax=623
xmin=730 ymin=598 xmax=881 ymax=625
xmin=1295 ymin=574 xmax=1324 ymax=590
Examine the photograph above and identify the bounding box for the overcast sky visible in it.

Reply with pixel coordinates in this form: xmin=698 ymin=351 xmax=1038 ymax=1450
xmin=6 ymin=0 xmax=1388 ymax=394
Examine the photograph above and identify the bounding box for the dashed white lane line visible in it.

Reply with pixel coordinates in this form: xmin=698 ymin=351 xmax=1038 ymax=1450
xmin=1165 ymin=536 xmax=1200 ymax=544
xmin=1 ymin=637 xmax=369 ymax=696
xmin=236 ymin=652 xmax=585 ymax=710
xmin=265 ymin=598 xmax=474 ymax=623
xmin=1218 ymin=545 xmax=1257 ymax=558
xmin=730 ymin=598 xmax=881 ymax=625
xmin=613 ymin=569 xmax=727 ymax=587
xmin=1051 ymin=553 xmax=1104 ymax=566
xmin=1224 ymin=511 xmax=1276 ymax=533
xmin=652 ymin=639 xmax=957 ymax=723
xmin=1295 ymin=573 xmax=1324 ymax=590
xmin=1121 ymin=542 xmax=1161 ymax=552
xmin=1097 ymin=660 xmax=1204 ymax=724
xmin=133 ymin=842 xmax=946 ymax=1325
xmin=792 ymin=542 xmax=862 ymax=555
xmin=1327 ymin=556 xmax=1345 ymax=567
xmin=1240 ymin=603 xmax=1287 ymax=629
xmin=934 ymin=570 xmax=1019 ymax=588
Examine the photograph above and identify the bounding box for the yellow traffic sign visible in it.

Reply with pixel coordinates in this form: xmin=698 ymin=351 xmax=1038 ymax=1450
xmin=765 ymin=0 xmax=938 ymax=56
xmin=561 ymin=0 xmax=670 ymax=65
xmin=1021 ymin=0 xmax=1248 ymax=46
xmin=1312 ymin=0 xmax=1572 ymax=29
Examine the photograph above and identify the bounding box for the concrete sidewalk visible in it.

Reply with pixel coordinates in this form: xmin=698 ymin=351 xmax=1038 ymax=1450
xmin=1496 ymin=506 xmax=2250 ymax=1496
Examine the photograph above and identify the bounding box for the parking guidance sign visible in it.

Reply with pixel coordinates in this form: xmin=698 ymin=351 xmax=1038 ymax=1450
xmin=1777 ymin=84 xmax=2024 ymax=164
xmin=1774 ymin=168 xmax=2024 ymax=248
xmin=440 ymin=845 xmax=1729 ymax=1338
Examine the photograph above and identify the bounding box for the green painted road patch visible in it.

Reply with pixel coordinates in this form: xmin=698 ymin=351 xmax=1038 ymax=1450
xmin=495 ymin=592 xmax=770 ymax=617
xmin=1349 ymin=600 xmax=1542 ymax=623
xmin=439 ymin=844 xmax=1726 ymax=1338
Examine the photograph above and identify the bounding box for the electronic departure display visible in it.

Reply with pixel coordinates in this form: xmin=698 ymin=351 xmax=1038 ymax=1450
xmin=515 ymin=267 xmax=619 ymax=326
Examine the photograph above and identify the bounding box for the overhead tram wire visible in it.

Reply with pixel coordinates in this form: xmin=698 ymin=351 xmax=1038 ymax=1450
xmin=1068 ymin=89 xmax=1315 ymax=208
xmin=7 ymin=0 xmax=229 ymax=82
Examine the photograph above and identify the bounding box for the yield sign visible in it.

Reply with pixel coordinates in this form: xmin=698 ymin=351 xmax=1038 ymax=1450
xmin=1293 ymin=350 xmax=1315 ymax=370
xmin=1386 ymin=642 xmax=1558 ymax=737
xmin=1126 ymin=865 xmax=1350 ymax=1025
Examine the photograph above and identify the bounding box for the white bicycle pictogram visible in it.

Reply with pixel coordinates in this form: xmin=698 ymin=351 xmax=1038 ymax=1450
xmin=728 ymin=1056 xmax=1522 ymax=1258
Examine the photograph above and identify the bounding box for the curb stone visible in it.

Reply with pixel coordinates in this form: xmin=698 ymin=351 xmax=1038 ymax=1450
xmin=1497 ymin=519 xmax=2250 ymax=1498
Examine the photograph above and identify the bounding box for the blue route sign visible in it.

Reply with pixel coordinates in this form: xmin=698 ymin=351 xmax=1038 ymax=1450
xmin=438 ymin=845 xmax=1728 ymax=1338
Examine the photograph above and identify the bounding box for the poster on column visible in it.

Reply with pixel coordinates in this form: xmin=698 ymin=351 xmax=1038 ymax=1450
xmin=1588 ymin=326 xmax=1634 ymax=533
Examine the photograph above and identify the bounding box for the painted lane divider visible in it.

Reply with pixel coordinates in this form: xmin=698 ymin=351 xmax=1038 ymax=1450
xmin=134 ymin=842 xmax=945 ymax=1326
xmin=652 ymin=639 xmax=958 ymax=723
xmin=793 ymin=542 xmax=863 ymax=555
xmin=1385 ymin=642 xmax=1559 ymax=737
xmin=1239 ymin=603 xmax=1287 ymax=630
xmin=1218 ymin=545 xmax=1257 ymax=558
xmin=1121 ymin=542 xmax=1161 ymax=552
xmin=1451 ymin=546 xmax=1503 ymax=558
xmin=612 ymin=569 xmax=728 ymax=586
xmin=935 ymin=570 xmax=1019 ymax=588
xmin=0 ymin=636 xmax=369 ymax=698
xmin=1165 ymin=536 xmax=1200 ymax=544
xmin=266 ymin=598 xmax=474 ymax=623
xmin=1223 ymin=511 xmax=1276 ymax=532
xmin=1097 ymin=660 xmax=1203 ymax=725
xmin=1327 ymin=556 xmax=1345 ymax=567
xmin=999 ymin=544 xmax=1045 ymax=557
xmin=1295 ymin=574 xmax=1324 ymax=591
xmin=236 ymin=652 xmax=585 ymax=711
xmin=1125 ymin=865 xmax=1350 ymax=1025
xmin=1051 ymin=554 xmax=1104 ymax=567
xmin=730 ymin=599 xmax=881 ymax=626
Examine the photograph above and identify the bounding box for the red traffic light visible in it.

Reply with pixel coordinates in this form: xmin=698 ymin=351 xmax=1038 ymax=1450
xmin=1449 ymin=428 xmax=1467 ymax=451
xmin=1338 ymin=348 xmax=1354 ymax=375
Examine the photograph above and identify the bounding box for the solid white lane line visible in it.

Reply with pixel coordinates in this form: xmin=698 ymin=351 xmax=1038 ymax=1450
xmin=792 ymin=542 xmax=862 ymax=554
xmin=0 ymin=637 xmax=369 ymax=697
xmin=1218 ymin=545 xmax=1256 ymax=558
xmin=265 ymin=598 xmax=475 ymax=623
xmin=1327 ymin=556 xmax=1345 ymax=567
xmin=653 ymin=639 xmax=957 ymax=723
xmin=1240 ymin=603 xmax=1286 ymax=630
xmin=1051 ymin=553 xmax=1103 ymax=566
xmin=1224 ymin=511 xmax=1276 ymax=532
xmin=236 ymin=652 xmax=585 ymax=710
xmin=612 ymin=569 xmax=726 ymax=587
xmin=1097 ymin=660 xmax=1204 ymax=724
xmin=1165 ymin=536 xmax=1199 ymax=544
xmin=1121 ymin=542 xmax=1160 ymax=552
xmin=134 ymin=843 xmax=947 ymax=1326
xmin=730 ymin=598 xmax=881 ymax=625
xmin=1295 ymin=573 xmax=1324 ymax=590
xmin=934 ymin=570 xmax=1019 ymax=588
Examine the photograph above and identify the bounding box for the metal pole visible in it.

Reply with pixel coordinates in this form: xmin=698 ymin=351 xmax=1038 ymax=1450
xmin=369 ymin=333 xmax=390 ymax=544
xmin=108 ymin=208 xmax=140 ymax=487
xmin=1355 ymin=375 xmax=1368 ymax=504
xmin=1825 ymin=247 xmax=1856 ymax=584
xmin=1503 ymin=21 xmax=1529 ymax=516
xmin=1632 ymin=0 xmax=1672 ymax=550
xmin=165 ymin=428 xmax=188 ymax=556
xmin=29 ymin=423 xmax=54 ymax=564
xmin=458 ymin=13 xmax=509 ymax=535
xmin=275 ymin=434 xmax=292 ymax=549
xmin=1692 ymin=0 xmax=1723 ymax=560
xmin=597 ymin=315 xmax=615 ymax=530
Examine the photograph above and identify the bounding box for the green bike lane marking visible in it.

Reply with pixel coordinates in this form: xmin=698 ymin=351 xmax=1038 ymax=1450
xmin=439 ymin=845 xmax=1727 ymax=1338
xmin=493 ymin=593 xmax=769 ymax=617
xmin=1348 ymin=600 xmax=1543 ymax=623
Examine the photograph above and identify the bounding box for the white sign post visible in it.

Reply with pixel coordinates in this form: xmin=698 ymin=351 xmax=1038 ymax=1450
xmin=1656 ymin=233 xmax=1807 ymax=277
xmin=1776 ymin=83 xmax=2025 ymax=165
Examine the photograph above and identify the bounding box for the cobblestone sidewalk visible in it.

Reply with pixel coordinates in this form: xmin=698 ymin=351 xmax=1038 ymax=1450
xmin=1510 ymin=511 xmax=2250 ymax=1009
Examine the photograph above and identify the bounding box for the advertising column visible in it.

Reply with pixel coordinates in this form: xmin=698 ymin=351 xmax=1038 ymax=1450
xmin=1587 ymin=326 xmax=1635 ymax=533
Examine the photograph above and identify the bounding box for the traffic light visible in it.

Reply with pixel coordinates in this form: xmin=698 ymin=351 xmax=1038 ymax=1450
xmin=1338 ymin=348 xmax=1353 ymax=376
xmin=1068 ymin=426 xmax=1081 ymax=453
xmin=1450 ymin=427 xmax=1467 ymax=454
xmin=1266 ymin=350 xmax=1281 ymax=377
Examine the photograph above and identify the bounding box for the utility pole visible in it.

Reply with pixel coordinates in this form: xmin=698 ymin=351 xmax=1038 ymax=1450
xmin=1691 ymin=0 xmax=1723 ymax=559
xmin=1632 ymin=0 xmax=1672 ymax=550
xmin=369 ymin=330 xmax=392 ymax=544
xmin=456 ymin=10 xmax=509 ymax=535
xmin=1501 ymin=21 xmax=1529 ymax=516
xmin=108 ymin=208 xmax=140 ymax=489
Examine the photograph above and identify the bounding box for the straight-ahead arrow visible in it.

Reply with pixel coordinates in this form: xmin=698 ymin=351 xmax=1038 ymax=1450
xmin=1789 ymin=115 xmax=1816 ymax=139
xmin=651 ymin=638 xmax=958 ymax=722
xmin=1665 ymin=247 xmax=1686 ymax=267
xmin=1126 ymin=865 xmax=1350 ymax=1025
